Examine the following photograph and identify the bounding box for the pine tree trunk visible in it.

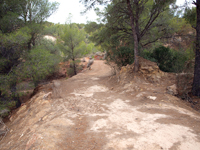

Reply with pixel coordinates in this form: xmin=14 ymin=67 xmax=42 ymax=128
xmin=10 ymin=82 xmax=21 ymax=108
xmin=192 ymin=0 xmax=200 ymax=97
xmin=28 ymin=41 xmax=31 ymax=50
xmin=126 ymin=0 xmax=139 ymax=72
xmin=72 ymin=58 xmax=77 ymax=75
xmin=73 ymin=62 xmax=77 ymax=75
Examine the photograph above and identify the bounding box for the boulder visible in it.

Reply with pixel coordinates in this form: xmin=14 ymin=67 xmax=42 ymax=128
xmin=87 ymin=59 xmax=94 ymax=68
xmin=103 ymin=52 xmax=107 ymax=60
xmin=176 ymin=73 xmax=193 ymax=98
xmin=95 ymin=52 xmax=101 ymax=56
xmin=138 ymin=57 xmax=165 ymax=83
xmin=81 ymin=57 xmax=86 ymax=62
xmin=167 ymin=84 xmax=178 ymax=95
xmin=117 ymin=57 xmax=166 ymax=84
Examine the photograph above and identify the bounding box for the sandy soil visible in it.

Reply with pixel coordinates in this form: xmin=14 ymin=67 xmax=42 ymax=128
xmin=1 ymin=60 xmax=200 ymax=150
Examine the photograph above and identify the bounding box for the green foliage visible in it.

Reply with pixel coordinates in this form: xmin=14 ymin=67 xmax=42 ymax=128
xmin=43 ymin=22 xmax=101 ymax=56
xmin=183 ymin=7 xmax=196 ymax=27
xmin=37 ymin=38 xmax=60 ymax=55
xmin=151 ymin=46 xmax=174 ymax=72
xmin=20 ymin=0 xmax=59 ymax=24
xmin=143 ymin=46 xmax=189 ymax=73
xmin=0 ymin=107 xmax=10 ymax=118
xmin=0 ymin=27 xmax=31 ymax=47
xmin=140 ymin=49 xmax=157 ymax=62
xmin=77 ymin=41 xmax=88 ymax=55
xmin=7 ymin=101 xmax=16 ymax=109
xmin=16 ymin=82 xmax=35 ymax=91
xmin=43 ymin=23 xmax=63 ymax=37
xmin=67 ymin=60 xmax=84 ymax=77
xmin=185 ymin=46 xmax=195 ymax=60
xmin=0 ymin=27 xmax=31 ymax=96
xmin=111 ymin=46 xmax=134 ymax=67
xmin=171 ymin=50 xmax=188 ymax=73
xmin=107 ymin=35 xmax=134 ymax=67
xmin=86 ymin=43 xmax=99 ymax=54
xmin=21 ymin=43 xmax=61 ymax=86
xmin=57 ymin=23 xmax=86 ymax=75
xmin=0 ymin=0 xmax=59 ymax=115
xmin=0 ymin=0 xmax=24 ymax=33
xmin=91 ymin=0 xmax=177 ymax=47
xmin=67 ymin=68 xmax=75 ymax=77
xmin=82 ymin=0 xmax=190 ymax=70
xmin=58 ymin=24 xmax=85 ymax=57
xmin=85 ymin=22 xmax=103 ymax=34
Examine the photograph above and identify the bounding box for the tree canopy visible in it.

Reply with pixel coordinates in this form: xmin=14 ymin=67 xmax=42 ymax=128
xmin=0 ymin=0 xmax=60 ymax=112
xmin=57 ymin=24 xmax=86 ymax=75
xmin=80 ymin=0 xmax=176 ymax=71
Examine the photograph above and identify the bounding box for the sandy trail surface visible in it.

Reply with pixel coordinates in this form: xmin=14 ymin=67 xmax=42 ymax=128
xmin=1 ymin=60 xmax=200 ymax=150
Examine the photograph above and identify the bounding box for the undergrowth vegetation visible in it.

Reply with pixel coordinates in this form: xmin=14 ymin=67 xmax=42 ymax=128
xmin=141 ymin=46 xmax=191 ymax=73
xmin=107 ymin=44 xmax=193 ymax=73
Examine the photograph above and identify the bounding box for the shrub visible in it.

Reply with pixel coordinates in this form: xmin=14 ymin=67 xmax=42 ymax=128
xmin=67 ymin=68 xmax=75 ymax=77
xmin=108 ymin=46 xmax=134 ymax=67
xmin=171 ymin=50 xmax=188 ymax=73
xmin=149 ymin=46 xmax=188 ymax=73
xmin=7 ymin=101 xmax=16 ymax=109
xmin=21 ymin=47 xmax=61 ymax=86
xmin=0 ymin=98 xmax=18 ymax=117
xmin=140 ymin=49 xmax=157 ymax=62
xmin=106 ymin=34 xmax=135 ymax=67
xmin=0 ymin=107 xmax=10 ymax=118
xmin=150 ymin=46 xmax=173 ymax=72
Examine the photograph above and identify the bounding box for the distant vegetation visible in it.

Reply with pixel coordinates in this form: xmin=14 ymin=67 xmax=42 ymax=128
xmin=80 ymin=0 xmax=200 ymax=97
xmin=0 ymin=0 xmax=101 ymax=117
xmin=0 ymin=0 xmax=60 ymax=116
xmin=0 ymin=0 xmax=199 ymax=117
xmin=82 ymin=0 xmax=195 ymax=73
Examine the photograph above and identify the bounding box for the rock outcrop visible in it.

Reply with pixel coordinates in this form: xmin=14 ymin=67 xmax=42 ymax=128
xmin=119 ymin=57 xmax=165 ymax=83
xmin=138 ymin=57 xmax=165 ymax=83
xmin=94 ymin=52 xmax=106 ymax=60
xmin=167 ymin=84 xmax=178 ymax=96
xmin=87 ymin=58 xmax=94 ymax=69
xmin=176 ymin=73 xmax=193 ymax=98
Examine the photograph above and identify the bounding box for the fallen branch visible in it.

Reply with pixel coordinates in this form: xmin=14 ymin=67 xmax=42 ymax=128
xmin=0 ymin=118 xmax=9 ymax=142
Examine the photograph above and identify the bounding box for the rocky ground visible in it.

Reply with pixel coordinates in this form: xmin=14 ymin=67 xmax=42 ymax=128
xmin=0 ymin=60 xmax=200 ymax=150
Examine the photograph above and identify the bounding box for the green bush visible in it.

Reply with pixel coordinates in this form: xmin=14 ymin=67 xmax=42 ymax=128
xmin=105 ymin=34 xmax=134 ymax=67
xmin=140 ymin=49 xmax=157 ymax=62
xmin=67 ymin=68 xmax=75 ymax=77
xmin=21 ymin=46 xmax=61 ymax=86
xmin=147 ymin=46 xmax=188 ymax=73
xmin=7 ymin=101 xmax=16 ymax=109
xmin=170 ymin=50 xmax=188 ymax=73
xmin=0 ymin=99 xmax=17 ymax=117
xmin=0 ymin=107 xmax=10 ymax=118
xmin=109 ymin=46 xmax=134 ymax=67
xmin=150 ymin=46 xmax=175 ymax=72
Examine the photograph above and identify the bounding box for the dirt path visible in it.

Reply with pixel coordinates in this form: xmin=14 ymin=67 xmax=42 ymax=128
xmin=1 ymin=60 xmax=200 ymax=150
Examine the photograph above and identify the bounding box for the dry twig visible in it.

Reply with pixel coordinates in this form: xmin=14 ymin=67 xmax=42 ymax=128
xmin=0 ymin=118 xmax=9 ymax=142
